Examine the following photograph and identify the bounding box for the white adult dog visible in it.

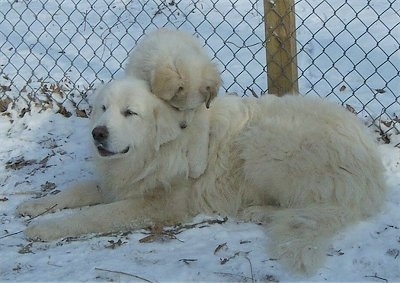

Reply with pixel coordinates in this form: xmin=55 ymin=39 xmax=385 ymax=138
xmin=125 ymin=28 xmax=221 ymax=128
xmin=17 ymin=78 xmax=386 ymax=275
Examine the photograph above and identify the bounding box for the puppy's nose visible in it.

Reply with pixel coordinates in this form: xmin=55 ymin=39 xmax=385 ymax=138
xmin=179 ymin=121 xmax=187 ymax=129
xmin=92 ymin=126 xmax=109 ymax=141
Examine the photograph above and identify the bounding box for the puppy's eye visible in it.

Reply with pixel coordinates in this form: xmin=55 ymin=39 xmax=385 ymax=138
xmin=123 ymin=109 xmax=138 ymax=117
xmin=102 ymin=105 xmax=106 ymax=111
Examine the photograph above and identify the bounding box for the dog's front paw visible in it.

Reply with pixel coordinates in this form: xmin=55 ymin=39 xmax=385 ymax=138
xmin=16 ymin=198 xmax=58 ymax=218
xmin=24 ymin=220 xmax=64 ymax=242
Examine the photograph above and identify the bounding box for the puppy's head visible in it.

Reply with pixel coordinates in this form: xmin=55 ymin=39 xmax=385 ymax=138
xmin=149 ymin=62 xmax=192 ymax=128
xmin=150 ymin=58 xmax=220 ymax=127
xmin=150 ymin=64 xmax=185 ymax=107
xmin=169 ymin=57 xmax=221 ymax=110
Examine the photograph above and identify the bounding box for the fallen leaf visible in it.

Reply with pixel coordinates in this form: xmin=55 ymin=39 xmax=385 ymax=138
xmin=76 ymin=109 xmax=88 ymax=118
xmin=41 ymin=181 xmax=56 ymax=192
xmin=18 ymin=243 xmax=34 ymax=254
xmin=386 ymin=248 xmax=399 ymax=259
xmin=105 ymin=239 xmax=126 ymax=249
xmin=57 ymin=105 xmax=72 ymax=118
xmin=214 ymin=243 xmax=228 ymax=255
xmin=139 ymin=233 xmax=178 ymax=243
xmin=19 ymin=108 xmax=30 ymax=118
xmin=1 ymin=85 xmax=11 ymax=92
xmin=5 ymin=156 xmax=36 ymax=170
xmin=39 ymin=155 xmax=51 ymax=165
xmin=345 ymin=104 xmax=356 ymax=114
xmin=179 ymin=259 xmax=197 ymax=265
xmin=381 ymin=120 xmax=392 ymax=128
xmin=0 ymin=97 xmax=12 ymax=112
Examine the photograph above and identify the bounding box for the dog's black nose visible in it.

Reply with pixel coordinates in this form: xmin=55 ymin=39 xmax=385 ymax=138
xmin=92 ymin=126 xmax=109 ymax=141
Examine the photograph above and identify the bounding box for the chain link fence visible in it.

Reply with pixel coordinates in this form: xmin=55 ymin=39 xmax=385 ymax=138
xmin=0 ymin=0 xmax=399 ymax=137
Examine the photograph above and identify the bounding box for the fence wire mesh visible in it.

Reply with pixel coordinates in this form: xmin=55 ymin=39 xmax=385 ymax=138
xmin=0 ymin=0 xmax=399 ymax=137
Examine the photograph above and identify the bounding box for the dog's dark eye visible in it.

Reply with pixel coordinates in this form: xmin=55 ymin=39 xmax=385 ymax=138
xmin=123 ymin=109 xmax=138 ymax=117
xmin=102 ymin=105 xmax=106 ymax=111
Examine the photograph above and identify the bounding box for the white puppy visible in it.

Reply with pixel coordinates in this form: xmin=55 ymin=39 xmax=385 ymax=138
xmin=125 ymin=28 xmax=221 ymax=127
xmin=18 ymin=78 xmax=386 ymax=275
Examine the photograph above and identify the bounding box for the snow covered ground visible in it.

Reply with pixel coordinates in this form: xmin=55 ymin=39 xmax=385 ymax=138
xmin=0 ymin=108 xmax=400 ymax=282
xmin=1 ymin=0 xmax=399 ymax=282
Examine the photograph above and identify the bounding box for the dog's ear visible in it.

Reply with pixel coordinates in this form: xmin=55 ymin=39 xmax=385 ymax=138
xmin=200 ymin=63 xmax=221 ymax=108
xmin=153 ymin=105 xmax=182 ymax=151
xmin=151 ymin=64 xmax=184 ymax=102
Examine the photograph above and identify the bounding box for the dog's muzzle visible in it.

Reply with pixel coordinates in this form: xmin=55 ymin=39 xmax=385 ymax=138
xmin=92 ymin=126 xmax=130 ymax=157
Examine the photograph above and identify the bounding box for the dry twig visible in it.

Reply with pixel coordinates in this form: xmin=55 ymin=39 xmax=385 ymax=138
xmin=364 ymin=273 xmax=388 ymax=283
xmin=0 ymin=230 xmax=23 ymax=240
xmin=245 ymin=256 xmax=255 ymax=283
xmin=26 ymin=204 xmax=58 ymax=223
xmin=95 ymin=267 xmax=154 ymax=283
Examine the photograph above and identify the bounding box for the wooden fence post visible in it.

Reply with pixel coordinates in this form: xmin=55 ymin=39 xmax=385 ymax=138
xmin=264 ymin=0 xmax=299 ymax=96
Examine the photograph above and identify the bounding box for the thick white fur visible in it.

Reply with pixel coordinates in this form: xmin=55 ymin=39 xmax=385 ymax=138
xmin=17 ymin=78 xmax=386 ymax=275
xmin=125 ymin=28 xmax=221 ymax=126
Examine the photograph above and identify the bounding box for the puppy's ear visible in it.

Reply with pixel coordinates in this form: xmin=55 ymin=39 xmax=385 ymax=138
xmin=200 ymin=63 xmax=221 ymax=108
xmin=153 ymin=105 xmax=182 ymax=151
xmin=151 ymin=64 xmax=184 ymax=102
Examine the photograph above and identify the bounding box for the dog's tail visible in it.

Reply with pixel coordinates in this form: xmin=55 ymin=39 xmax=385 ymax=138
xmin=267 ymin=204 xmax=360 ymax=275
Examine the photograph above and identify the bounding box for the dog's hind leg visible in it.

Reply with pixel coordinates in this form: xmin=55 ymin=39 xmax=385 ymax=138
xmin=239 ymin=205 xmax=279 ymax=224
xmin=267 ymin=204 xmax=354 ymax=275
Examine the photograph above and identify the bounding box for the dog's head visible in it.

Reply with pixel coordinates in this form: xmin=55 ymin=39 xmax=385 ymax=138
xmin=91 ymin=79 xmax=183 ymax=161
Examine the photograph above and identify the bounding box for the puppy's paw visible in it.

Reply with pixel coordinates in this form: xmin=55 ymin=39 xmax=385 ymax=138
xmin=16 ymin=198 xmax=58 ymax=218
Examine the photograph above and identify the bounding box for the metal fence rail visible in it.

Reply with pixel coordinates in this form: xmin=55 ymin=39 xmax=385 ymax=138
xmin=0 ymin=0 xmax=399 ymax=137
